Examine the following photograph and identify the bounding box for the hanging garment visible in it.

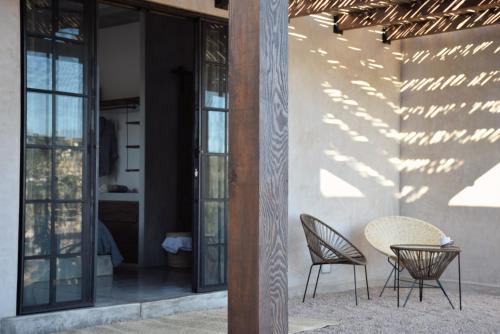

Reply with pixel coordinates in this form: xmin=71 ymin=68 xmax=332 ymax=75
xmin=99 ymin=117 xmax=118 ymax=176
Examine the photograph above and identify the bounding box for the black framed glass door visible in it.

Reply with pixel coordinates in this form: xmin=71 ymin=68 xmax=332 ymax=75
xmin=19 ymin=0 xmax=96 ymax=314
xmin=195 ymin=21 xmax=229 ymax=292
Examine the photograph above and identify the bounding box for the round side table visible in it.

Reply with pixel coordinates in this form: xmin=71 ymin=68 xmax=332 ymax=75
xmin=390 ymin=244 xmax=462 ymax=310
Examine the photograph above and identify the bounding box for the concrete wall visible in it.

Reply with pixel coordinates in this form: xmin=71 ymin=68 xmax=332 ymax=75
xmin=0 ymin=0 xmax=21 ymax=321
xmin=288 ymin=15 xmax=402 ymax=295
xmin=399 ymin=26 xmax=500 ymax=286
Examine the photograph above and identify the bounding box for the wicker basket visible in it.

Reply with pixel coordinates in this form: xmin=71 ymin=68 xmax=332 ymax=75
xmin=166 ymin=232 xmax=192 ymax=269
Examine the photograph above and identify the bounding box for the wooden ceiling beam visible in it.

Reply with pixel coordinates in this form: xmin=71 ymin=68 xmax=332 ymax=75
xmin=334 ymin=0 xmax=500 ymax=32
xmin=383 ymin=7 xmax=500 ymax=41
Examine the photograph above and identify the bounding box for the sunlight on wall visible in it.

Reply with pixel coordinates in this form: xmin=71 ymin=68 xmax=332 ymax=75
xmin=324 ymin=146 xmax=395 ymax=187
xmin=403 ymin=41 xmax=496 ymax=65
xmin=319 ymin=169 xmax=364 ymax=198
xmin=399 ymin=128 xmax=500 ymax=145
xmin=390 ymin=157 xmax=464 ymax=174
xmin=449 ymin=162 xmax=500 ymax=208
xmin=399 ymin=100 xmax=500 ymax=120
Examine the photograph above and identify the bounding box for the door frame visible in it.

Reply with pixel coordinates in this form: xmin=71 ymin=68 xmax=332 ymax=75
xmin=194 ymin=19 xmax=229 ymax=293
xmin=17 ymin=0 xmax=98 ymax=315
xmin=99 ymin=0 xmax=228 ymax=295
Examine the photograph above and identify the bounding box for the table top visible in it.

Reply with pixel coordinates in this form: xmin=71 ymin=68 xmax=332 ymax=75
xmin=391 ymin=244 xmax=461 ymax=252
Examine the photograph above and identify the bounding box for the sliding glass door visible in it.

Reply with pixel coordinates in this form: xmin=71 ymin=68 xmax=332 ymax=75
xmin=19 ymin=0 xmax=95 ymax=314
xmin=195 ymin=21 xmax=229 ymax=292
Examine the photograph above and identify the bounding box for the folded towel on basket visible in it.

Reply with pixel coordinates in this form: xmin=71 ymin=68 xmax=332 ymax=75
xmin=162 ymin=236 xmax=192 ymax=254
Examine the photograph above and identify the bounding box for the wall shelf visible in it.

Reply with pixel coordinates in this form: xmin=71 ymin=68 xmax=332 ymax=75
xmin=100 ymin=97 xmax=140 ymax=112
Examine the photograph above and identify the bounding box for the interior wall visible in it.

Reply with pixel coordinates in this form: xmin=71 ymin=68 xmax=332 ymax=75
xmin=98 ymin=22 xmax=142 ymax=192
xmin=144 ymin=13 xmax=195 ymax=267
xmin=288 ymin=15 xmax=402 ymax=295
xmin=400 ymin=26 xmax=500 ymax=286
xmin=0 ymin=0 xmax=20 ymax=321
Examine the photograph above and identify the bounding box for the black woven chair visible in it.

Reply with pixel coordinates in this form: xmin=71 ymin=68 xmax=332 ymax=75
xmin=300 ymin=214 xmax=370 ymax=305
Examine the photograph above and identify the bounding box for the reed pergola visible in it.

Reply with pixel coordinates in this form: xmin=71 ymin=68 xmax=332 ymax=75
xmin=217 ymin=0 xmax=500 ymax=42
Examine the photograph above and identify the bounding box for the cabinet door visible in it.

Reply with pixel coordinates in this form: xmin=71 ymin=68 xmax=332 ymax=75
xmin=19 ymin=0 xmax=96 ymax=314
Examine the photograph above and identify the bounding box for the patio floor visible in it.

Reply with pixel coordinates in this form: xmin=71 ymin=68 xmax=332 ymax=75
xmin=55 ymin=284 xmax=500 ymax=334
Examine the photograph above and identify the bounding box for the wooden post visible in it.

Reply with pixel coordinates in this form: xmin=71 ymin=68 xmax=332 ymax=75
xmin=228 ymin=0 xmax=289 ymax=333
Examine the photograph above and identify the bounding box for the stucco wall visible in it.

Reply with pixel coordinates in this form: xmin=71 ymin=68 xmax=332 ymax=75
xmin=0 ymin=0 xmax=21 ymax=321
xmin=288 ymin=15 xmax=401 ymax=295
xmin=400 ymin=26 xmax=500 ymax=286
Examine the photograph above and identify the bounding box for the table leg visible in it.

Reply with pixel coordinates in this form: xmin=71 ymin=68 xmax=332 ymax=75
xmin=458 ymin=253 xmax=462 ymax=310
xmin=397 ymin=250 xmax=400 ymax=307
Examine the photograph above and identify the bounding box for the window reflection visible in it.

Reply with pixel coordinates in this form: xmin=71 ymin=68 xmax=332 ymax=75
xmin=56 ymin=95 xmax=83 ymax=146
xmin=56 ymin=41 xmax=84 ymax=94
xmin=27 ymin=37 xmax=52 ymax=90
xmin=207 ymin=111 xmax=226 ymax=153
xmin=27 ymin=92 xmax=52 ymax=145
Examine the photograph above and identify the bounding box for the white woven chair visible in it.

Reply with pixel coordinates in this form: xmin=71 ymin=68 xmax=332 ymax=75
xmin=365 ymin=216 xmax=445 ymax=296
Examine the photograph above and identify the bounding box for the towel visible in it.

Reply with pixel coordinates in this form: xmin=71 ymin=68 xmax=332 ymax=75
xmin=162 ymin=236 xmax=192 ymax=254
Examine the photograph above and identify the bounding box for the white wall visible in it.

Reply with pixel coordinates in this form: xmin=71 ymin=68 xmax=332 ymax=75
xmin=0 ymin=0 xmax=20 ymax=321
xmin=400 ymin=25 xmax=500 ymax=286
xmin=98 ymin=22 xmax=142 ymax=193
xmin=288 ymin=15 xmax=401 ymax=295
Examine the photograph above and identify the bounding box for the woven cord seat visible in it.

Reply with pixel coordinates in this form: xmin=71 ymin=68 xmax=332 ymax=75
xmin=300 ymin=214 xmax=370 ymax=305
xmin=364 ymin=216 xmax=445 ymax=297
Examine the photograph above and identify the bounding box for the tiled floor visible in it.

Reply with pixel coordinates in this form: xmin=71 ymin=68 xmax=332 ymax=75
xmin=95 ymin=267 xmax=192 ymax=306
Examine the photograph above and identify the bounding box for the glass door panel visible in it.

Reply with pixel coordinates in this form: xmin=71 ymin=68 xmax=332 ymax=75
xmin=20 ymin=0 xmax=94 ymax=314
xmin=196 ymin=21 xmax=228 ymax=292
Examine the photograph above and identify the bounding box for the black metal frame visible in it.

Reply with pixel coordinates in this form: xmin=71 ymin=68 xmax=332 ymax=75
xmin=18 ymin=0 xmax=97 ymax=315
xmin=100 ymin=0 xmax=228 ymax=293
xmin=395 ymin=249 xmax=462 ymax=310
xmin=302 ymin=264 xmax=370 ymax=306
xmin=194 ymin=19 xmax=229 ymax=293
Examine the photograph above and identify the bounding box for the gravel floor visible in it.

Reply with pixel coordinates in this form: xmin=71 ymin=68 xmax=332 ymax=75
xmin=291 ymin=284 xmax=500 ymax=334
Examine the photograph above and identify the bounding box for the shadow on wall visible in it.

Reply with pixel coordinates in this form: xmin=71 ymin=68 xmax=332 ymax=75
xmin=399 ymin=26 xmax=500 ymax=209
xmin=288 ymin=14 xmax=500 ymax=288
xmin=289 ymin=13 xmax=402 ymax=204
xmin=288 ymin=13 xmax=401 ymax=289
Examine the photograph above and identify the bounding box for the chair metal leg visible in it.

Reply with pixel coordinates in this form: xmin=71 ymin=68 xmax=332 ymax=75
xmin=380 ymin=266 xmax=395 ymax=297
xmin=302 ymin=264 xmax=314 ymax=303
xmin=396 ymin=250 xmax=400 ymax=307
xmin=364 ymin=265 xmax=370 ymax=300
xmin=419 ymin=279 xmax=423 ymax=302
xmin=312 ymin=265 xmax=322 ymax=298
xmin=437 ymin=280 xmax=455 ymax=309
xmin=353 ymin=265 xmax=358 ymax=306
xmin=403 ymin=280 xmax=417 ymax=307
xmin=458 ymin=253 xmax=462 ymax=310
xmin=393 ymin=264 xmax=397 ymax=291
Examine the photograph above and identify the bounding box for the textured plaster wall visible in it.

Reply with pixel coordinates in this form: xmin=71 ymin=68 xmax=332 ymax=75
xmin=400 ymin=26 xmax=500 ymax=286
xmin=0 ymin=0 xmax=21 ymax=321
xmin=288 ymin=15 xmax=401 ymax=296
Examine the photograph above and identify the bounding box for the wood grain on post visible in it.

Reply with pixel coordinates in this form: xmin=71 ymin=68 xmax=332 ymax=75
xmin=228 ymin=0 xmax=289 ymax=333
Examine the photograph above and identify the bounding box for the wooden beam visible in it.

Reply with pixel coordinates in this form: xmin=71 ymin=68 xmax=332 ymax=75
xmin=335 ymin=0 xmax=500 ymax=32
xmin=228 ymin=0 xmax=289 ymax=332
xmin=288 ymin=0 xmax=393 ymax=18
xmin=383 ymin=7 xmax=500 ymax=41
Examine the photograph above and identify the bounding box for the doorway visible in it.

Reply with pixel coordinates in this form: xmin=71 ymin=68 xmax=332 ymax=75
xmin=18 ymin=0 xmax=228 ymax=314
